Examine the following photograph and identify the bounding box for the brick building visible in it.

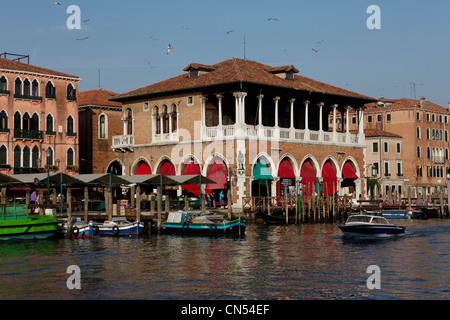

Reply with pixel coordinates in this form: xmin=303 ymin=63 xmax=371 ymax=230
xmin=78 ymin=88 xmax=122 ymax=174
xmin=110 ymin=58 xmax=375 ymax=208
xmin=0 ymin=55 xmax=80 ymax=175
xmin=349 ymin=97 xmax=450 ymax=196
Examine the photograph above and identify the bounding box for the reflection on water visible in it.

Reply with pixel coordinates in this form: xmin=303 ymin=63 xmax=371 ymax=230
xmin=0 ymin=219 xmax=449 ymax=300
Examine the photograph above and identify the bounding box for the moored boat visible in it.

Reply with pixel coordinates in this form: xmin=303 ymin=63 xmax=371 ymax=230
xmin=94 ymin=217 xmax=144 ymax=237
xmin=382 ymin=209 xmax=421 ymax=219
xmin=258 ymin=209 xmax=295 ymax=225
xmin=339 ymin=214 xmax=406 ymax=237
xmin=157 ymin=211 xmax=246 ymax=235
xmin=0 ymin=204 xmax=58 ymax=241
xmin=57 ymin=217 xmax=94 ymax=239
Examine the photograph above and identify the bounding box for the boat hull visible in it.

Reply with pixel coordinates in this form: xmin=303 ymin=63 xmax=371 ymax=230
xmin=382 ymin=210 xmax=422 ymax=219
xmin=0 ymin=215 xmax=58 ymax=241
xmin=339 ymin=224 xmax=406 ymax=237
xmin=58 ymin=224 xmax=95 ymax=239
xmin=94 ymin=222 xmax=144 ymax=237
xmin=158 ymin=220 xmax=246 ymax=236
xmin=258 ymin=210 xmax=295 ymax=225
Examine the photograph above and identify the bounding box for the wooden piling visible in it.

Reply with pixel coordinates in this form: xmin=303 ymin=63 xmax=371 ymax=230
xmin=227 ymin=189 xmax=232 ymax=220
xmin=136 ymin=185 xmax=141 ymax=222
xmin=157 ymin=186 xmax=162 ymax=231
xmin=84 ymin=186 xmax=89 ymax=222
xmin=67 ymin=187 xmax=72 ymax=236
xmin=284 ymin=184 xmax=288 ymax=225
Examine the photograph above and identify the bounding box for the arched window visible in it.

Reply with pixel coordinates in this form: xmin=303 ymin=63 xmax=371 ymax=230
xmin=153 ymin=106 xmax=160 ymax=135
xmin=417 ymin=146 xmax=421 ymax=158
xmin=14 ymin=112 xmax=21 ymax=130
xmin=125 ymin=108 xmax=133 ymax=135
xmin=0 ymin=76 xmax=7 ymax=92
xmin=23 ymin=79 xmax=30 ymax=96
xmin=67 ymin=83 xmax=76 ymax=101
xmin=22 ymin=146 xmax=30 ymax=168
xmin=162 ymin=105 xmax=169 ymax=134
xmin=31 ymin=113 xmax=39 ymax=131
xmin=99 ymin=114 xmax=107 ymax=139
xmin=427 ymin=128 xmax=430 ymax=140
xmin=13 ymin=145 xmax=21 ymax=169
xmin=46 ymin=147 xmax=53 ymax=166
xmin=0 ymin=145 xmax=7 ymax=165
xmin=31 ymin=79 xmax=39 ymax=97
xmin=22 ymin=112 xmax=31 ymax=130
xmin=14 ymin=78 xmax=22 ymax=95
xmin=427 ymin=147 xmax=431 ymax=159
xmin=0 ymin=111 xmax=8 ymax=132
xmin=67 ymin=115 xmax=74 ymax=135
xmin=416 ymin=127 xmax=420 ymax=139
xmin=32 ymin=146 xmax=39 ymax=168
xmin=46 ymin=81 xmax=55 ymax=99
xmin=171 ymin=104 xmax=177 ymax=132
xmin=67 ymin=148 xmax=74 ymax=166
xmin=46 ymin=114 xmax=54 ymax=133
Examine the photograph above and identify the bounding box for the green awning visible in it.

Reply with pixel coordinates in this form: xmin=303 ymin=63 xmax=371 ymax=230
xmin=253 ymin=160 xmax=273 ymax=180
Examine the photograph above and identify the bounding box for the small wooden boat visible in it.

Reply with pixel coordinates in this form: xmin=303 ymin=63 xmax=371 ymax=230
xmin=0 ymin=204 xmax=58 ymax=241
xmin=94 ymin=217 xmax=144 ymax=237
xmin=339 ymin=214 xmax=406 ymax=237
xmin=157 ymin=211 xmax=246 ymax=236
xmin=57 ymin=217 xmax=94 ymax=239
xmin=258 ymin=210 xmax=295 ymax=225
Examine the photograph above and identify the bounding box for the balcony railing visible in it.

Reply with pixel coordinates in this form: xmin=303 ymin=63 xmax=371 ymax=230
xmin=13 ymin=94 xmax=42 ymax=101
xmin=13 ymin=129 xmax=43 ymax=140
xmin=202 ymin=124 xmax=361 ymax=145
xmin=112 ymin=134 xmax=134 ymax=151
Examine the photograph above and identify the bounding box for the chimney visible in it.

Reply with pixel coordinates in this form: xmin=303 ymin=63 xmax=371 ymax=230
xmin=420 ymin=97 xmax=426 ymax=108
xmin=448 ymin=102 xmax=450 ymax=113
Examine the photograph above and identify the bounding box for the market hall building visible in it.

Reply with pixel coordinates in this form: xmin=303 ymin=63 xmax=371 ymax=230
xmin=109 ymin=58 xmax=375 ymax=208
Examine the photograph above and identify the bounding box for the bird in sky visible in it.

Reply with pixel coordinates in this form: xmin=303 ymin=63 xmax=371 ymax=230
xmin=54 ymin=0 xmax=61 ymax=5
xmin=267 ymin=17 xmax=278 ymax=21
xmin=76 ymin=37 xmax=89 ymax=41
xmin=226 ymin=30 xmax=233 ymax=34
xmin=83 ymin=19 xmax=90 ymax=23
xmin=316 ymin=40 xmax=324 ymax=44
xmin=149 ymin=36 xmax=158 ymax=41
xmin=167 ymin=44 xmax=173 ymax=55
xmin=312 ymin=48 xmax=320 ymax=53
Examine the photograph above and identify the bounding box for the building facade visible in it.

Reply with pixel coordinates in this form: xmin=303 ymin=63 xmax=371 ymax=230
xmin=110 ymin=58 xmax=375 ymax=208
xmin=78 ymin=88 xmax=122 ymax=174
xmin=349 ymin=97 xmax=450 ymax=196
xmin=0 ymin=56 xmax=80 ymax=175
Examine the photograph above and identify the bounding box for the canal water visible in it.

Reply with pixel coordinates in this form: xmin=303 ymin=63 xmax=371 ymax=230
xmin=0 ymin=219 xmax=448 ymax=301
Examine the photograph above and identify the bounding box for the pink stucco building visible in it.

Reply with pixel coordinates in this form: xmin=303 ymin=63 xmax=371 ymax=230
xmin=0 ymin=55 xmax=80 ymax=175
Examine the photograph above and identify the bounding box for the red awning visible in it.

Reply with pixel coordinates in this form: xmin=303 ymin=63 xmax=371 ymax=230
xmin=135 ymin=162 xmax=152 ymax=175
xmin=322 ymin=161 xmax=337 ymax=195
xmin=205 ymin=160 xmax=228 ymax=193
xmin=342 ymin=161 xmax=358 ymax=179
xmin=300 ymin=161 xmax=316 ymax=196
xmin=277 ymin=159 xmax=296 ymax=197
xmin=159 ymin=161 xmax=175 ymax=176
xmin=182 ymin=161 xmax=201 ymax=196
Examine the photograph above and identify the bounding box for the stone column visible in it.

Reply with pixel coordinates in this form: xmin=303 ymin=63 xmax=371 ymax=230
xmin=332 ymin=104 xmax=338 ymax=142
xmin=274 ymin=96 xmax=280 ymax=128
xmin=217 ymin=94 xmax=223 ymax=126
xmin=318 ymin=102 xmax=324 ymax=140
xmin=358 ymin=107 xmax=365 ymax=144
xmin=303 ymin=100 xmax=309 ymax=140
xmin=257 ymin=94 xmax=264 ymax=127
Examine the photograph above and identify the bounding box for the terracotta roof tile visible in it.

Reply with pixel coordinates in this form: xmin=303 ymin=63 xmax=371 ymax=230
xmin=0 ymin=57 xmax=79 ymax=79
xmin=364 ymin=128 xmax=402 ymax=138
xmin=79 ymin=89 xmax=122 ymax=108
xmin=112 ymin=58 xmax=374 ymax=101
xmin=364 ymin=98 xmax=449 ymax=113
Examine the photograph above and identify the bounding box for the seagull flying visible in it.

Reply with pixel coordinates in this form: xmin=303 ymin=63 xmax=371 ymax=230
xmin=149 ymin=36 xmax=158 ymax=41
xmin=226 ymin=30 xmax=233 ymax=34
xmin=267 ymin=17 xmax=278 ymax=21
xmin=76 ymin=37 xmax=89 ymax=41
xmin=316 ymin=40 xmax=324 ymax=44
xmin=54 ymin=0 xmax=61 ymax=5
xmin=167 ymin=44 xmax=173 ymax=55
xmin=312 ymin=48 xmax=320 ymax=53
xmin=83 ymin=19 xmax=90 ymax=23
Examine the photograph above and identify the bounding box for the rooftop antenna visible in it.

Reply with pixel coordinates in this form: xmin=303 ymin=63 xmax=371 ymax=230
xmin=98 ymin=69 xmax=101 ymax=89
xmin=243 ymin=36 xmax=246 ymax=60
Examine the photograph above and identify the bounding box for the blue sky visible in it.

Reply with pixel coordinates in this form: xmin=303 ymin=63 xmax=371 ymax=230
xmin=2 ymin=0 xmax=450 ymax=107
